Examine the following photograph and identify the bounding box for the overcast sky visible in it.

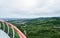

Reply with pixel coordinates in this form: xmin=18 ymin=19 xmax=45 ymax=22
xmin=0 ymin=0 xmax=60 ymax=18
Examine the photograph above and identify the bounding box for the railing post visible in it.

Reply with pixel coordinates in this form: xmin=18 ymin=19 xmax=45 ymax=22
xmin=6 ymin=23 xmax=9 ymax=34
xmin=12 ymin=26 xmax=15 ymax=38
xmin=0 ymin=23 xmax=1 ymax=28
xmin=2 ymin=22 xmax=5 ymax=31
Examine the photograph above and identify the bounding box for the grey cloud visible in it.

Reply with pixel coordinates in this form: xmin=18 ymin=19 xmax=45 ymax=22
xmin=0 ymin=0 xmax=60 ymax=18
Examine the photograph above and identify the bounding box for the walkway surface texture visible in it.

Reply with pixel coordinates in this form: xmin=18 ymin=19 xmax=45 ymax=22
xmin=0 ymin=29 xmax=10 ymax=38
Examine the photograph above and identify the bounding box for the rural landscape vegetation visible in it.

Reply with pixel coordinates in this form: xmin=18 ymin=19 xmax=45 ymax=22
xmin=1 ymin=17 xmax=60 ymax=38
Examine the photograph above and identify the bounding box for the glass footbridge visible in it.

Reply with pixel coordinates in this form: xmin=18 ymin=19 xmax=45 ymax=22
xmin=0 ymin=20 xmax=27 ymax=38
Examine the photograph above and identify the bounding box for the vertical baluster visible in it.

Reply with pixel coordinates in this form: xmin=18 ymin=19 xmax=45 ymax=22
xmin=6 ymin=23 xmax=9 ymax=34
xmin=0 ymin=22 xmax=1 ymax=28
xmin=11 ymin=26 xmax=15 ymax=38
xmin=13 ymin=28 xmax=15 ymax=38
xmin=2 ymin=22 xmax=5 ymax=31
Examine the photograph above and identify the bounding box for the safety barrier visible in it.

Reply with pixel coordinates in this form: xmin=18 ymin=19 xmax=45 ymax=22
xmin=0 ymin=20 xmax=27 ymax=38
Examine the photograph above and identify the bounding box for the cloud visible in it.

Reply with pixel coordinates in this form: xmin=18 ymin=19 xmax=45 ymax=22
xmin=0 ymin=0 xmax=60 ymax=18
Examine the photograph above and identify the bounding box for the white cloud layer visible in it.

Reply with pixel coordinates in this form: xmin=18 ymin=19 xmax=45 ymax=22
xmin=0 ymin=0 xmax=60 ymax=18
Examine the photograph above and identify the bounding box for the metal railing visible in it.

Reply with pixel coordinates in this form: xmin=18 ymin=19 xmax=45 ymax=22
xmin=0 ymin=20 xmax=27 ymax=38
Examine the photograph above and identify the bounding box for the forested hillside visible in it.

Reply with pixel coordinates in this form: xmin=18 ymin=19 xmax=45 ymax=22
xmin=8 ymin=17 xmax=60 ymax=38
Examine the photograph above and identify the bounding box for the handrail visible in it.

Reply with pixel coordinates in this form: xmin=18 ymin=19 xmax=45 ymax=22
xmin=0 ymin=20 xmax=27 ymax=38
